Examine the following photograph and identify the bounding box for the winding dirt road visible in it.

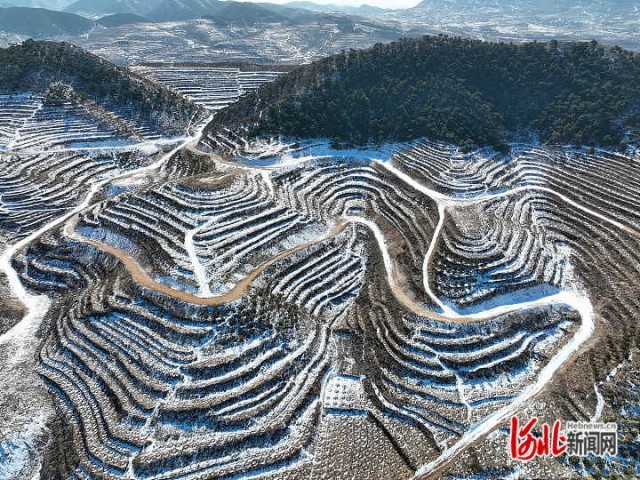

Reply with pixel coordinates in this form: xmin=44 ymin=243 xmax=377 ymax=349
xmin=65 ymin=219 xmax=347 ymax=306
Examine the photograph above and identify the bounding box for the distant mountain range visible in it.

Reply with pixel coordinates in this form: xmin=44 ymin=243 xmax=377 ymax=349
xmin=0 ymin=0 xmax=387 ymax=21
xmin=61 ymin=0 xmax=361 ymax=22
xmin=285 ymin=2 xmax=388 ymax=15
xmin=0 ymin=1 xmax=369 ymax=37
xmin=1 ymin=0 xmax=639 ymax=57
xmin=205 ymin=2 xmax=343 ymax=26
xmin=411 ymin=0 xmax=640 ymax=19
xmin=59 ymin=0 xmax=332 ymax=23
xmin=2 ymin=0 xmax=638 ymax=23
xmin=64 ymin=0 xmax=162 ymax=18
xmin=96 ymin=12 xmax=150 ymax=27
xmin=205 ymin=2 xmax=289 ymax=25
xmin=144 ymin=0 xmax=224 ymax=22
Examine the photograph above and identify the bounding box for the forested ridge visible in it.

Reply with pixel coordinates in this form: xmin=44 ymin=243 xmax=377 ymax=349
xmin=209 ymin=35 xmax=640 ymax=150
xmin=0 ymin=40 xmax=203 ymax=133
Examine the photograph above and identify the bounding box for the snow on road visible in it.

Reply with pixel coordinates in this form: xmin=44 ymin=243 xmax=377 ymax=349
xmin=591 ymin=382 xmax=604 ymax=422
xmin=185 ymin=228 xmax=212 ymax=297
xmin=414 ymin=290 xmax=595 ymax=479
xmin=378 ymin=159 xmax=640 ymax=239
xmin=422 ymin=203 xmax=457 ymax=316
xmin=283 ymin=148 xmax=607 ymax=476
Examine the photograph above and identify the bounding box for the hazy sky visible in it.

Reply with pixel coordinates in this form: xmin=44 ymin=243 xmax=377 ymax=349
xmin=2 ymin=0 xmax=423 ymax=11
xmin=266 ymin=0 xmax=422 ymax=8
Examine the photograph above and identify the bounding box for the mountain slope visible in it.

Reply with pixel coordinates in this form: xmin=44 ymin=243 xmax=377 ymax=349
xmin=286 ymin=1 xmax=388 ymax=15
xmin=0 ymin=40 xmax=203 ymax=133
xmin=96 ymin=12 xmax=150 ymax=27
xmin=65 ymin=0 xmax=161 ymax=17
xmin=413 ymin=0 xmax=638 ymax=16
xmin=204 ymin=2 xmax=293 ymax=25
xmin=208 ymin=35 xmax=640 ymax=150
xmin=0 ymin=7 xmax=93 ymax=37
xmin=145 ymin=0 xmax=225 ymax=22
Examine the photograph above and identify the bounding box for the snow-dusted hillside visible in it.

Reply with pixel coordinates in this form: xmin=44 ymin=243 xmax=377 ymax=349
xmin=0 ymin=43 xmax=639 ymax=480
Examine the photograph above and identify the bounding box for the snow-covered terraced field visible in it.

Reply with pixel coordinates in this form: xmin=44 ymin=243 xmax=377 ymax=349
xmin=0 ymin=95 xmax=171 ymax=153
xmin=393 ymin=141 xmax=640 ymax=231
xmin=0 ymin=151 xmax=119 ymax=241
xmin=7 ymin=102 xmax=138 ymax=151
xmin=0 ymin=85 xmax=211 ymax=480
xmin=0 ymin=94 xmax=43 ymax=149
xmin=2 ymin=115 xmax=640 ymax=479
xmin=131 ymin=65 xmax=283 ymax=111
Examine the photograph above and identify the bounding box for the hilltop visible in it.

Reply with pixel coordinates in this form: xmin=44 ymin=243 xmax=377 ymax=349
xmin=96 ymin=13 xmax=150 ymax=27
xmin=204 ymin=3 xmax=294 ymax=26
xmin=145 ymin=0 xmax=224 ymax=22
xmin=0 ymin=40 xmax=203 ymax=133
xmin=207 ymin=36 xmax=640 ymax=150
